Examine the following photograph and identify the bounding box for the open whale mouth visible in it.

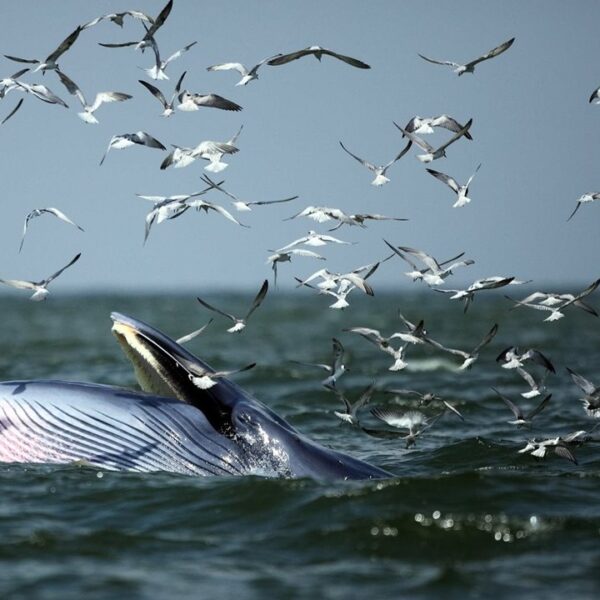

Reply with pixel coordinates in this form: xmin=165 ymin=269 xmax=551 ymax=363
xmin=110 ymin=312 xmax=235 ymax=436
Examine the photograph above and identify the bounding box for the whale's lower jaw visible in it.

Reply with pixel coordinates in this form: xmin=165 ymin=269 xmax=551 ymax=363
xmin=0 ymin=379 xmax=391 ymax=480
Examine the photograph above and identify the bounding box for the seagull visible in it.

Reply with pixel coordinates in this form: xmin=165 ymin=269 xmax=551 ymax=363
xmin=284 ymin=206 xmax=339 ymax=224
xmin=19 ymin=207 xmax=84 ymax=252
xmin=589 ymin=88 xmax=600 ymax=104
xmin=196 ymin=280 xmax=268 ymax=333
xmin=295 ymin=260 xmax=381 ymax=296
xmin=514 ymin=365 xmax=553 ymax=399
xmin=207 ymin=56 xmax=274 ymax=86
xmin=276 ymin=231 xmax=353 ymax=253
xmin=566 ymin=368 xmax=600 ymax=417
xmin=56 ymin=70 xmax=131 ymax=124
xmin=506 ymin=279 xmax=600 ymax=322
xmin=567 ymin=192 xmax=600 ymax=221
xmin=83 ymin=11 xmax=154 ymax=30
xmin=267 ymin=46 xmax=370 ymax=69
xmin=98 ymin=0 xmax=173 ymax=52
xmin=339 ymin=140 xmax=412 ymax=186
xmin=266 ymin=249 xmax=325 ymax=287
xmin=332 ymin=383 xmax=376 ymax=425
xmin=295 ymin=277 xmax=358 ymax=310
xmin=402 ymin=115 xmax=474 ymax=140
xmin=0 ymin=253 xmax=81 ymax=301
xmin=344 ymin=327 xmax=416 ymax=371
xmin=493 ymin=388 xmax=551 ymax=428
xmin=384 ymin=242 xmax=474 ymax=286
xmin=0 ymin=67 xmax=30 ymax=98
xmin=291 ymin=338 xmax=347 ymax=389
xmin=436 ymin=277 xmax=518 ymax=312
xmin=418 ymin=37 xmax=515 ymax=75
xmin=393 ymin=119 xmax=472 ymax=162
xmin=142 ymin=41 xmax=197 ymax=80
xmin=365 ymin=408 xmax=442 ymax=448
xmin=176 ymin=319 xmax=213 ymax=345
xmin=285 ymin=206 xmax=407 ymax=229
xmin=186 ymin=361 xmax=256 ymax=390
xmin=496 ymin=347 xmax=554 ymax=372
xmin=426 ymin=324 xmax=499 ymax=370
xmin=426 ymin=164 xmax=481 ymax=208
xmin=177 ymin=90 xmax=242 ymax=112
xmin=13 ymin=81 xmax=68 ymax=107
xmin=518 ymin=437 xmax=578 ymax=464
xmin=138 ymin=71 xmax=187 ymax=117
xmin=199 ymin=174 xmax=297 ymax=212
xmin=100 ymin=132 xmax=166 ymax=165
xmin=161 ymin=139 xmax=239 ymax=172
xmin=4 ymin=26 xmax=82 ymax=72
xmin=384 ymin=388 xmax=464 ymax=421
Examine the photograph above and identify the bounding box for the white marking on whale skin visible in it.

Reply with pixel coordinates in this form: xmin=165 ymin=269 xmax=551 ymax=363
xmin=238 ymin=424 xmax=291 ymax=478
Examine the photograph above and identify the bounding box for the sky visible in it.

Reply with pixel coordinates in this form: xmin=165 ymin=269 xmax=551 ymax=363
xmin=0 ymin=0 xmax=598 ymax=293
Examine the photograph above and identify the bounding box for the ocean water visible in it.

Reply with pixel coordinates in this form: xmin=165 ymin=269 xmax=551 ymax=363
xmin=0 ymin=291 xmax=599 ymax=599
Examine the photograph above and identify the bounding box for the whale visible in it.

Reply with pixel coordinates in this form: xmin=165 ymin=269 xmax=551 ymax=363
xmin=0 ymin=312 xmax=391 ymax=480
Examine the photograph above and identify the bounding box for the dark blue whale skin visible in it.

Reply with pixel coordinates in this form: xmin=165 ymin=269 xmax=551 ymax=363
xmin=0 ymin=314 xmax=392 ymax=481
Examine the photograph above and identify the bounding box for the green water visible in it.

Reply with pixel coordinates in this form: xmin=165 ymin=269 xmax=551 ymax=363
xmin=0 ymin=292 xmax=599 ymax=599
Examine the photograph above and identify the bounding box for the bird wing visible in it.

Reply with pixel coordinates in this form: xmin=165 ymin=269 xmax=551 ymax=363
xmin=202 ymin=201 xmax=249 ymax=227
xmin=1 ymin=98 xmax=23 ymax=125
xmin=46 ymin=26 xmax=82 ymax=63
xmin=435 ymin=118 xmax=473 ymax=153
xmin=3 ymin=55 xmax=40 ymax=65
xmin=515 ymin=366 xmax=537 ymax=389
xmin=331 ymin=338 xmax=345 ymax=373
xmin=397 ymin=246 xmax=441 ymax=272
xmin=526 ymin=394 xmax=552 ymax=420
xmin=0 ymin=278 xmax=36 ymax=290
xmin=566 ymin=278 xmax=600 ymax=306
xmin=465 ymin=37 xmax=515 ymax=69
xmin=392 ymin=121 xmax=433 ymax=152
xmin=163 ymin=41 xmax=197 ymax=66
xmin=465 ymin=163 xmax=482 ymax=187
xmin=472 ymin=323 xmax=499 ymax=354
xmin=143 ymin=0 xmax=174 ymax=41
xmin=426 ymin=168 xmax=461 ymax=193
xmin=266 ymin=48 xmax=314 ymax=65
xmin=524 ymin=350 xmax=555 ymax=373
xmin=251 ymin=195 xmax=298 ymax=207
xmin=188 ymin=93 xmax=242 ymax=111
xmin=44 ymin=207 xmax=84 ymax=231
xmin=345 ymin=327 xmax=384 ymax=346
xmin=354 ymin=382 xmax=376 ymax=412
xmin=196 ymin=296 xmax=237 ymax=322
xmin=492 ymin=388 xmax=523 ymax=420
xmin=134 ymin=132 xmax=166 ymax=150
xmin=386 ymin=140 xmax=413 ymax=167
xmin=417 ymin=53 xmax=461 ymax=68
xmin=56 ymin=69 xmax=88 ymax=107
xmin=139 ymin=79 xmax=167 ymax=107
xmin=176 ymin=319 xmax=213 ymax=344
xmin=288 ymin=249 xmax=325 ymax=259
xmin=566 ymin=367 xmax=597 ymax=395
xmin=207 ymin=62 xmax=248 ymax=76
xmin=320 ymin=48 xmax=370 ymax=68
xmin=339 ymin=141 xmax=376 ymax=171
xmin=245 ymin=280 xmax=269 ymax=320
xmin=90 ymin=91 xmax=132 ymax=112
xmin=383 ymin=240 xmax=419 ymax=270
xmin=43 ymin=253 xmax=81 ymax=285
xmin=430 ymin=114 xmax=474 ymax=140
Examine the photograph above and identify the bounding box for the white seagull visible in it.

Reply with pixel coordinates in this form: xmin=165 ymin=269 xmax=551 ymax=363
xmin=266 ymin=249 xmax=325 ymax=287
xmin=393 ymin=119 xmax=473 ymax=163
xmin=138 ymin=71 xmax=187 ymax=117
xmin=13 ymin=81 xmax=68 ymax=107
xmin=56 ymin=70 xmax=131 ymax=124
xmin=196 ymin=280 xmax=268 ymax=333
xmin=0 ymin=253 xmax=81 ymax=301
xmin=276 ymin=231 xmax=353 ymax=253
xmin=267 ymin=46 xmax=370 ymax=69
xmin=291 ymin=338 xmax=347 ymax=389
xmin=418 ymin=37 xmax=515 ymax=75
xmin=402 ymin=114 xmax=474 ymax=139
xmin=339 ymin=140 xmax=412 ymax=186
xmin=19 ymin=207 xmax=84 ymax=252
xmin=332 ymin=383 xmax=376 ymax=425
xmin=426 ymin=164 xmax=481 ymax=208
xmin=100 ymin=132 xmax=166 ymax=165
xmin=567 ymin=192 xmax=600 ymax=221
xmin=365 ymin=408 xmax=442 ymax=448
xmin=567 ymin=368 xmax=600 ymax=418
xmin=142 ymin=40 xmax=197 ymax=80
xmin=161 ymin=138 xmax=240 ymax=173
xmin=83 ymin=11 xmax=153 ymax=30
xmin=436 ymin=277 xmax=520 ymax=312
xmin=493 ymin=388 xmax=551 ymax=428
xmin=207 ymin=56 xmax=274 ymax=86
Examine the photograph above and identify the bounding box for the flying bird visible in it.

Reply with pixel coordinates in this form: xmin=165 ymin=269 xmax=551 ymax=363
xmin=567 ymin=192 xmax=600 ymax=221
xmin=83 ymin=11 xmax=154 ymax=30
xmin=393 ymin=119 xmax=472 ymax=162
xmin=0 ymin=253 xmax=81 ymax=301
xmin=56 ymin=70 xmax=131 ymax=124
xmin=13 ymin=81 xmax=68 ymax=107
xmin=436 ymin=277 xmax=520 ymax=312
xmin=98 ymin=0 xmax=173 ymax=51
xmin=266 ymin=249 xmax=325 ymax=287
xmin=493 ymin=388 xmax=551 ymax=428
xmin=384 ymin=388 xmax=464 ymax=421
xmin=567 ymin=368 xmax=600 ymax=417
xmin=207 ymin=56 xmax=274 ymax=86
xmin=185 ymin=361 xmax=256 ymax=390
xmin=402 ymin=115 xmax=473 ymax=140
xmin=332 ymin=383 xmax=376 ymax=426
xmin=418 ymin=37 xmax=515 ymax=75
xmin=176 ymin=319 xmax=213 ymax=345
xmin=196 ymin=280 xmax=268 ymax=333
xmin=426 ymin=164 xmax=481 ymax=208
xmin=142 ymin=41 xmax=197 ymax=80
xmin=339 ymin=140 xmax=412 ymax=186
xmin=267 ymin=46 xmax=370 ymax=69
xmin=139 ymin=71 xmax=186 ymax=117
xmin=275 ymin=231 xmax=353 ymax=253
xmin=291 ymin=338 xmax=347 ymax=389
xmin=4 ymin=26 xmax=82 ymax=72
xmin=364 ymin=408 xmax=442 ymax=448
xmin=100 ymin=131 xmax=166 ymax=165
xmin=19 ymin=207 xmax=84 ymax=252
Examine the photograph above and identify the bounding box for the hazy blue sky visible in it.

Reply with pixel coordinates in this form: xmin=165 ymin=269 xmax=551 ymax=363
xmin=0 ymin=0 xmax=598 ymax=293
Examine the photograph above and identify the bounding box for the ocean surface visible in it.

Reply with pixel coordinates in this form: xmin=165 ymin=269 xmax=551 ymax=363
xmin=0 ymin=291 xmax=599 ymax=599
